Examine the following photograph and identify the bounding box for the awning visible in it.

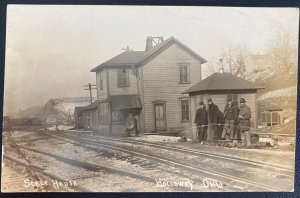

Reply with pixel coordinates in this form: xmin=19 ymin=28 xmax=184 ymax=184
xmin=111 ymin=95 xmax=142 ymax=110
xmin=76 ymin=101 xmax=98 ymax=112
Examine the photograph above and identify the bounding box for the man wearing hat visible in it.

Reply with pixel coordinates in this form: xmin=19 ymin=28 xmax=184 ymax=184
xmin=237 ymin=97 xmax=252 ymax=148
xmin=221 ymin=98 xmax=238 ymax=140
xmin=194 ymin=101 xmax=208 ymax=144
xmin=207 ymin=98 xmax=219 ymax=141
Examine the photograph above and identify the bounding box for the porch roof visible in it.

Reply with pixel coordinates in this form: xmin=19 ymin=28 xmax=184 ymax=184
xmin=76 ymin=101 xmax=98 ymax=112
xmin=111 ymin=95 xmax=142 ymax=110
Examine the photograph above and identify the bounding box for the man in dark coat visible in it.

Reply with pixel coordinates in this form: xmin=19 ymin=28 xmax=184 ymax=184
xmin=221 ymin=98 xmax=238 ymax=140
xmin=194 ymin=101 xmax=208 ymax=144
xmin=207 ymin=98 xmax=219 ymax=140
xmin=238 ymin=97 xmax=252 ymax=148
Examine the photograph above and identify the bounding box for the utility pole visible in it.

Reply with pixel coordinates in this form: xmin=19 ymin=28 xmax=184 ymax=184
xmin=84 ymin=83 xmax=97 ymax=104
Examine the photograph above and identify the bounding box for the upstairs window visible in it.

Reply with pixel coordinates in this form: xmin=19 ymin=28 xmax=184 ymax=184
xmin=179 ymin=64 xmax=190 ymax=84
xmin=118 ymin=69 xmax=130 ymax=87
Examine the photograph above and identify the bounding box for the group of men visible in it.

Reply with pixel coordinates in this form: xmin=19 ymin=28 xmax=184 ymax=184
xmin=194 ymin=97 xmax=252 ymax=149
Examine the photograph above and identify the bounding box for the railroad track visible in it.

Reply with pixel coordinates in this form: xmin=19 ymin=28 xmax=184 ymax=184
xmin=74 ymin=132 xmax=294 ymax=175
xmin=4 ymin=131 xmax=199 ymax=192
xmin=2 ymin=133 xmax=91 ymax=192
xmin=14 ymin=146 xmax=196 ymax=192
xmin=45 ymin=131 xmax=293 ymax=192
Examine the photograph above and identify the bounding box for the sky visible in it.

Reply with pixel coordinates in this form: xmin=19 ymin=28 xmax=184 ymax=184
xmin=4 ymin=5 xmax=299 ymax=115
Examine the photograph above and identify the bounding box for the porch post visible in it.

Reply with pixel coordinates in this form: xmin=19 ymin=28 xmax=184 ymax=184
xmin=190 ymin=96 xmax=197 ymax=141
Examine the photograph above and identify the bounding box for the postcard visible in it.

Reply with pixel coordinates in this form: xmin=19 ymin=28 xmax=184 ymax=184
xmin=1 ymin=5 xmax=298 ymax=192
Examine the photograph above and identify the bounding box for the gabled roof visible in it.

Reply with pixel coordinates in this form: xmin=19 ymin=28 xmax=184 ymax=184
xmin=183 ymin=72 xmax=264 ymax=94
xmin=91 ymin=37 xmax=207 ymax=72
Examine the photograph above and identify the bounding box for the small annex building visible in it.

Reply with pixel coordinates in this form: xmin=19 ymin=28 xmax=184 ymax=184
xmin=183 ymin=72 xmax=264 ymax=141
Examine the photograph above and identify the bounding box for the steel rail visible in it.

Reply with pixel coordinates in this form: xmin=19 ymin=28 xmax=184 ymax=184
xmin=61 ymin=131 xmax=294 ymax=175
xmin=49 ymin=132 xmax=291 ymax=192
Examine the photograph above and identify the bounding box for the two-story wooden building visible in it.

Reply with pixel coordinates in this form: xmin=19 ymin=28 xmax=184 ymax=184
xmin=80 ymin=36 xmax=207 ymax=135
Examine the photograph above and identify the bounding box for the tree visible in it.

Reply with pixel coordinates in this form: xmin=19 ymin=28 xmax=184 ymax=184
xmin=267 ymin=29 xmax=297 ymax=71
xmin=221 ymin=43 xmax=249 ymax=78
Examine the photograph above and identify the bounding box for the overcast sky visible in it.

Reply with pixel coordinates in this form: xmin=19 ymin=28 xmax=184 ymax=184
xmin=4 ymin=5 xmax=299 ymax=115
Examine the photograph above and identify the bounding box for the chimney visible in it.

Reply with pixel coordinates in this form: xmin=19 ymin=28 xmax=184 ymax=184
xmin=219 ymin=59 xmax=224 ymax=73
xmin=145 ymin=36 xmax=154 ymax=51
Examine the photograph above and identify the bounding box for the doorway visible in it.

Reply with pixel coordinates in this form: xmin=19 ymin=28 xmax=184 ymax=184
xmin=154 ymin=103 xmax=167 ymax=131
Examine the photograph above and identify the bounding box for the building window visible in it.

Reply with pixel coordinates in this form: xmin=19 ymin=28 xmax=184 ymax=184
xmin=99 ymin=102 xmax=109 ymax=124
xmin=179 ymin=64 xmax=190 ymax=84
xmin=227 ymin=94 xmax=239 ymax=106
xmin=261 ymin=111 xmax=281 ymax=126
xmin=99 ymin=72 xmax=103 ymax=90
xmin=181 ymin=99 xmax=190 ymax=122
xmin=118 ymin=69 xmax=129 ymax=87
xmin=112 ymin=110 xmax=123 ymax=123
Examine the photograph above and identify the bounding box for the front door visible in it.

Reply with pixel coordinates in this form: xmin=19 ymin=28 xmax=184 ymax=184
xmin=154 ymin=104 xmax=166 ymax=131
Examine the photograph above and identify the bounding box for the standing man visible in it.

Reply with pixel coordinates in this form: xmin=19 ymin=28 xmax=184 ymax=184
xmin=221 ymin=98 xmax=238 ymax=140
xmin=194 ymin=101 xmax=208 ymax=144
xmin=207 ymin=98 xmax=219 ymax=141
xmin=238 ymin=97 xmax=252 ymax=148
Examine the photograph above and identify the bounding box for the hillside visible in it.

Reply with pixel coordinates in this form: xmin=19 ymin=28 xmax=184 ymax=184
xmin=14 ymin=105 xmax=43 ymax=118
xmin=246 ymin=67 xmax=297 ymax=135
xmin=13 ymin=97 xmax=92 ymax=124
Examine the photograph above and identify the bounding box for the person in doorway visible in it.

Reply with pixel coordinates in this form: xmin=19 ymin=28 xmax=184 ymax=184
xmin=194 ymin=101 xmax=208 ymax=144
xmin=125 ymin=113 xmax=139 ymax=137
xmin=238 ymin=97 xmax=252 ymax=149
xmin=207 ymin=98 xmax=219 ymax=141
xmin=134 ymin=115 xmax=139 ymax=137
xmin=221 ymin=98 xmax=238 ymax=140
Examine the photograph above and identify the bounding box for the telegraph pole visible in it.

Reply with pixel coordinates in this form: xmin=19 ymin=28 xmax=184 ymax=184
xmin=84 ymin=83 xmax=97 ymax=104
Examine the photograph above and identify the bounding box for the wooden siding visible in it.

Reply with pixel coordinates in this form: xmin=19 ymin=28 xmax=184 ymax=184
xmin=82 ymin=109 xmax=98 ymax=131
xmin=111 ymin=124 xmax=126 ymax=135
xmin=141 ymin=43 xmax=202 ymax=132
xmin=108 ymin=69 xmax=138 ymax=96
xmin=98 ymin=124 xmax=110 ymax=135
xmin=97 ymin=68 xmax=138 ymax=100
xmin=96 ymin=71 xmax=108 ymax=100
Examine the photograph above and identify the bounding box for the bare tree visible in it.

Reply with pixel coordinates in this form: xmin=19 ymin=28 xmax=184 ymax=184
xmin=267 ymin=30 xmax=297 ymax=71
xmin=221 ymin=43 xmax=249 ymax=78
xmin=206 ymin=62 xmax=216 ymax=74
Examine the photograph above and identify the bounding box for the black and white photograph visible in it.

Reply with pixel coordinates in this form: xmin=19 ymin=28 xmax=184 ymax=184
xmin=1 ymin=5 xmax=298 ymax=192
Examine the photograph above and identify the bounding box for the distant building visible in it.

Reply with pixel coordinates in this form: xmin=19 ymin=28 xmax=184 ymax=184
xmin=77 ymin=36 xmax=207 ymax=135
